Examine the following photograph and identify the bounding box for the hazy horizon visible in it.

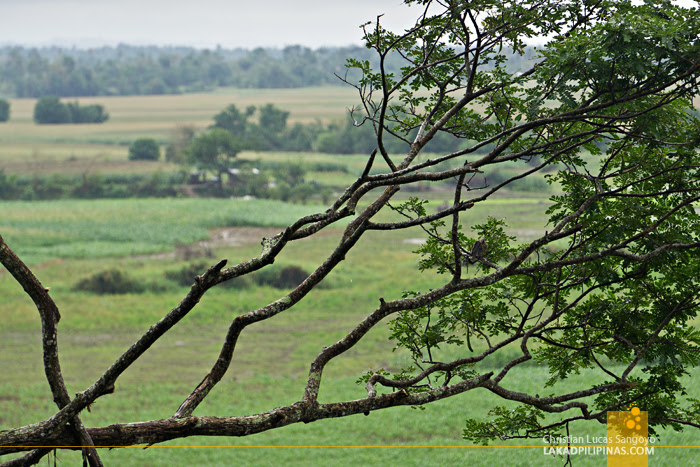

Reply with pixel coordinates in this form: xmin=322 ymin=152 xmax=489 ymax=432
xmin=0 ymin=0 xmax=420 ymax=50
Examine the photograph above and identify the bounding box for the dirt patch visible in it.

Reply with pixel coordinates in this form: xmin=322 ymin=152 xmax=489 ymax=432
xmin=136 ymin=226 xmax=284 ymax=261
xmin=403 ymin=238 xmax=426 ymax=245
xmin=207 ymin=227 xmax=284 ymax=248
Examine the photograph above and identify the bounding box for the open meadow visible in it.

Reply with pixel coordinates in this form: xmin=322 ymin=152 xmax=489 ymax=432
xmin=0 ymin=86 xmax=359 ymax=175
xmin=1 ymin=88 xmax=699 ymax=466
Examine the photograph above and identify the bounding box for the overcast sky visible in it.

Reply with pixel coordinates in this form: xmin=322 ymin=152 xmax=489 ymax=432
xmin=0 ymin=0 xmax=420 ymax=49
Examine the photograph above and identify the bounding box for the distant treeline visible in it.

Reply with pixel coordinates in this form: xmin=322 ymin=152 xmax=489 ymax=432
xmin=0 ymin=45 xmax=397 ymax=97
xmin=0 ymin=44 xmax=538 ymax=97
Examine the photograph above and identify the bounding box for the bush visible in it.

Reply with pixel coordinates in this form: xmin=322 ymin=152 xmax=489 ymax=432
xmin=165 ymin=261 xmax=253 ymax=289
xmin=129 ymin=138 xmax=161 ymax=161
xmin=165 ymin=262 xmax=309 ymax=290
xmin=34 ymin=96 xmax=71 ymax=124
xmin=34 ymin=97 xmax=108 ymax=124
xmin=0 ymin=170 xmax=20 ymax=199
xmin=74 ymin=269 xmax=145 ymax=294
xmin=253 ymin=265 xmax=309 ymax=289
xmin=0 ymin=98 xmax=9 ymax=122
xmin=71 ymin=173 xmax=105 ymax=198
xmin=288 ymin=183 xmax=317 ymax=204
xmin=67 ymin=102 xmax=109 ymax=123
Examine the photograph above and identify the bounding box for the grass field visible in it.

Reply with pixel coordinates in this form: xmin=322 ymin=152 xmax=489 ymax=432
xmin=3 ymin=87 xmax=358 ymax=135
xmin=0 ymin=198 xmax=329 ymax=264
xmin=1 ymin=197 xmax=698 ymax=466
xmin=1 ymin=88 xmax=699 ymax=466
xmin=0 ymin=86 xmax=360 ymax=175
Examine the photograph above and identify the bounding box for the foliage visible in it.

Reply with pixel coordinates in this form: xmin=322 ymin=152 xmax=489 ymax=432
xmin=33 ymin=96 xmax=71 ymax=124
xmin=253 ymin=264 xmax=310 ymax=289
xmin=0 ymin=169 xmax=21 ymax=198
xmin=212 ymin=103 xmax=254 ymax=136
xmin=193 ymin=101 xmax=470 ymax=156
xmin=258 ymin=103 xmax=289 ymax=134
xmin=0 ymin=97 xmax=9 ymax=122
xmin=128 ymin=138 xmax=161 ymax=161
xmin=342 ymin=0 xmax=700 ymax=445
xmin=67 ymin=101 xmax=109 ymax=123
xmin=73 ymin=269 xmax=145 ymax=294
xmin=0 ymin=164 xmax=336 ymax=203
xmin=0 ymin=44 xmax=418 ymax=97
xmin=186 ymin=127 xmax=240 ymax=185
xmin=165 ymin=261 xmax=253 ymax=289
xmin=33 ymin=96 xmax=108 ymax=124
xmin=0 ymin=172 xmax=185 ymax=201
xmin=167 ymin=262 xmax=311 ymax=290
xmin=164 ymin=124 xmax=196 ymax=163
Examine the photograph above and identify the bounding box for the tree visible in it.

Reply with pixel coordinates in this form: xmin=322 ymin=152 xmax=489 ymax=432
xmin=187 ymin=128 xmax=240 ymax=187
xmin=33 ymin=97 xmax=108 ymax=124
xmin=212 ymin=103 xmax=254 ymax=135
xmin=258 ymin=103 xmax=289 ymax=134
xmin=67 ymin=102 xmax=109 ymax=124
xmin=128 ymin=138 xmax=161 ymax=161
xmin=165 ymin=124 xmax=197 ymax=164
xmin=0 ymin=98 xmax=9 ymax=122
xmin=1 ymin=1 xmax=699 ymax=464
xmin=33 ymin=96 xmax=71 ymax=124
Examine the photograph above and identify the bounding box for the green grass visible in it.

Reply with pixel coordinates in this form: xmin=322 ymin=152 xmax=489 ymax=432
xmin=0 ymin=198 xmax=326 ymax=264
xmin=2 ymin=372 xmax=697 ymax=466
xmin=2 ymin=87 xmax=358 ymax=142
xmin=1 ymin=196 xmax=698 ymax=467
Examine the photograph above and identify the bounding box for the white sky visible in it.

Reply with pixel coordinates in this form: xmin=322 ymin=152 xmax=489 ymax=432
xmin=0 ymin=0 xmax=420 ymax=49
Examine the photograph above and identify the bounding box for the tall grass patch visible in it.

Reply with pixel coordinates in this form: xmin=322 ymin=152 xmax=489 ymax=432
xmin=0 ymin=198 xmax=325 ymax=263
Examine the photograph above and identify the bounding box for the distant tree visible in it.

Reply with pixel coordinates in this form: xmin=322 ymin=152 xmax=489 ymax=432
xmin=274 ymin=162 xmax=305 ymax=188
xmin=33 ymin=96 xmax=71 ymax=124
xmin=212 ymin=103 xmax=254 ymax=135
xmin=165 ymin=124 xmax=197 ymax=164
xmin=284 ymin=122 xmax=319 ymax=151
xmin=0 ymin=169 xmax=20 ymax=198
xmin=67 ymin=102 xmax=109 ymax=124
xmin=33 ymin=97 xmax=108 ymax=124
xmin=314 ymin=117 xmax=376 ymax=154
xmin=0 ymin=43 xmax=413 ymax=97
xmin=0 ymin=98 xmax=9 ymax=122
xmin=258 ymin=103 xmax=289 ymax=134
xmin=128 ymin=138 xmax=161 ymax=161
xmin=187 ymin=128 xmax=240 ymax=187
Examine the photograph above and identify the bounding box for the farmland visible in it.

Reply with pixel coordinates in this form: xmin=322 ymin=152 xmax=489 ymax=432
xmin=0 ymin=87 xmax=358 ymax=141
xmin=1 ymin=88 xmax=698 ymax=466
xmin=0 ymin=86 xmax=359 ymax=176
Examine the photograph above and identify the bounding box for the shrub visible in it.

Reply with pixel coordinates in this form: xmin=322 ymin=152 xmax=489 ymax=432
xmin=129 ymin=138 xmax=161 ymax=161
xmin=67 ymin=102 xmax=109 ymax=123
xmin=0 ymin=98 xmax=10 ymax=122
xmin=253 ymin=265 xmax=309 ymax=289
xmin=74 ymin=269 xmax=145 ymax=294
xmin=288 ymin=183 xmax=317 ymax=204
xmin=164 ymin=261 xmax=208 ymax=287
xmin=165 ymin=261 xmax=253 ymax=289
xmin=165 ymin=262 xmax=309 ymax=290
xmin=0 ymin=170 xmax=20 ymax=199
xmin=71 ymin=173 xmax=105 ymax=198
xmin=34 ymin=96 xmax=71 ymax=124
xmin=33 ymin=97 xmax=108 ymax=124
